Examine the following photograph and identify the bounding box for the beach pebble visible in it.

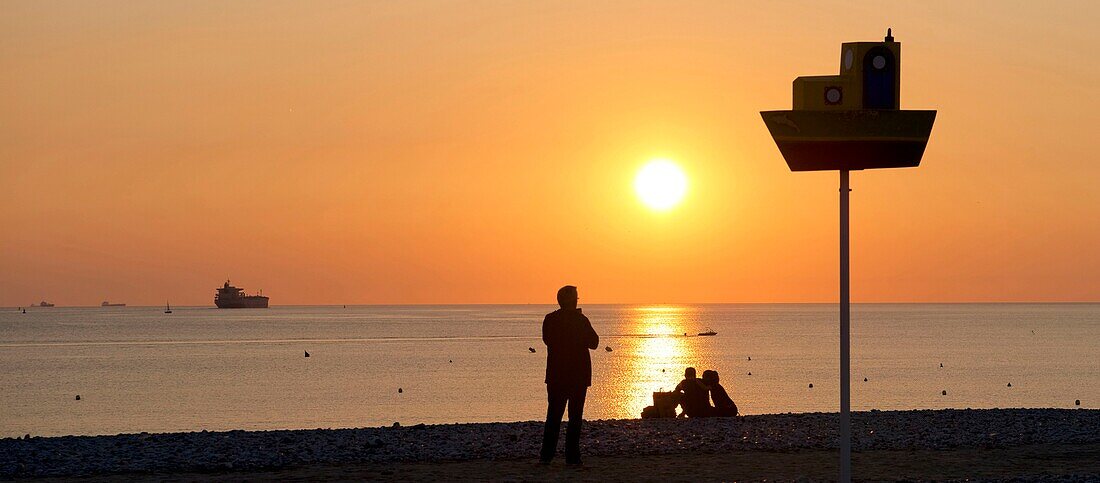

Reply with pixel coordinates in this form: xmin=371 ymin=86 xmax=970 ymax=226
xmin=1077 ymin=400 xmax=1081 ymax=406
xmin=605 ymin=346 xmax=612 ymax=352
xmin=1 ymin=409 xmax=1098 ymax=478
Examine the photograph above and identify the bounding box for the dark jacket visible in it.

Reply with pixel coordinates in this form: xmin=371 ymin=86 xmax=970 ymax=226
xmin=710 ymin=383 xmax=738 ymax=414
xmin=674 ymin=378 xmax=710 ymax=417
xmin=543 ymin=308 xmax=599 ymax=388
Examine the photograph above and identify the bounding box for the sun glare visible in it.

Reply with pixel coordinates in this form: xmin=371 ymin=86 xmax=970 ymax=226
xmin=634 ymin=159 xmax=687 ymax=211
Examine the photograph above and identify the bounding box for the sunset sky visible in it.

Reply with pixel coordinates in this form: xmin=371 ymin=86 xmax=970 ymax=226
xmin=2 ymin=1 xmax=1098 ymax=306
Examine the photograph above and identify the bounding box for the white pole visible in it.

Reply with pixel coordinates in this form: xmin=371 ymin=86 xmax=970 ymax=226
xmin=840 ymin=169 xmax=851 ymax=482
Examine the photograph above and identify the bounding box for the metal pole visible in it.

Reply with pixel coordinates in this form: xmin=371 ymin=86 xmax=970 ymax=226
xmin=839 ymin=169 xmax=851 ymax=482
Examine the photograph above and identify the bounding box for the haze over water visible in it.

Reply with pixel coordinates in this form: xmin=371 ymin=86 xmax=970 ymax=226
xmin=2 ymin=304 xmax=1096 ymax=438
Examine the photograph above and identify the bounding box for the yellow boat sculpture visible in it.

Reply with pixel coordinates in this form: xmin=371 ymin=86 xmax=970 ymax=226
xmin=761 ymin=29 xmax=936 ymax=171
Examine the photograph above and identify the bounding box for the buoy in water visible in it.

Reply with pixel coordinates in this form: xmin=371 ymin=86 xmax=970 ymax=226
xmin=747 ymin=372 xmax=752 ymax=376
xmin=1007 ymin=382 xmax=1012 ymax=387
xmin=304 ymin=351 xmax=310 ymax=358
xmin=864 ymin=377 xmax=868 ymax=382
xmin=1075 ymin=399 xmax=1081 ymax=406
xmin=942 ymin=390 xmax=947 ymax=396
xmin=940 ymin=363 xmax=943 ymax=368
xmin=528 ymin=347 xmax=536 ymax=353
xmin=808 ymin=383 xmax=813 ymax=388
xmin=605 ymin=346 xmax=612 ymax=352
xmin=398 ymin=388 xmax=403 ymax=394
xmin=75 ymin=395 xmax=81 ymax=400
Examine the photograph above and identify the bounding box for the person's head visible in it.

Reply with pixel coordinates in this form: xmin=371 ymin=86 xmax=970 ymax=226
xmin=684 ymin=367 xmax=697 ymax=379
xmin=556 ymin=285 xmax=578 ymax=310
xmin=702 ymin=370 xmax=719 ymax=385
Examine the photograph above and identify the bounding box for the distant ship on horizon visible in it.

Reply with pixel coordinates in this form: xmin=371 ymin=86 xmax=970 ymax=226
xmin=214 ymin=280 xmax=269 ymax=309
xmin=101 ymin=301 xmax=126 ymax=307
xmin=33 ymin=301 xmax=54 ymax=307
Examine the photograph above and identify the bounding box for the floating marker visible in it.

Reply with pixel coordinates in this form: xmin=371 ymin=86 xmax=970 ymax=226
xmin=605 ymin=346 xmax=612 ymax=352
xmin=809 ymin=383 xmax=814 ymax=388
xmin=1076 ymin=399 xmax=1081 ymax=406
xmin=528 ymin=347 xmax=536 ymax=353
xmin=1007 ymin=383 xmax=1012 ymax=387
xmin=304 ymin=351 xmax=310 ymax=358
xmin=942 ymin=390 xmax=947 ymax=396
xmin=864 ymin=377 xmax=868 ymax=382
xmin=75 ymin=395 xmax=81 ymax=401
xmin=398 ymin=388 xmax=403 ymax=394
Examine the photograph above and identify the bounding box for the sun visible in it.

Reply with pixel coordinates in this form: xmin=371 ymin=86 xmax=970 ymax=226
xmin=634 ymin=159 xmax=687 ymax=211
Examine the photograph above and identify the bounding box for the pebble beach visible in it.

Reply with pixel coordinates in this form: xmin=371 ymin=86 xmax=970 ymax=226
xmin=3 ymin=408 xmax=1098 ymax=480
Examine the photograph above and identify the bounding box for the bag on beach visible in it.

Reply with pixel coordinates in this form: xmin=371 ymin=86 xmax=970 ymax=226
xmin=651 ymin=391 xmax=679 ymax=418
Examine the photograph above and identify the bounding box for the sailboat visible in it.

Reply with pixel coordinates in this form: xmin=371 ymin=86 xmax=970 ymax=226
xmin=164 ymin=300 xmax=172 ymax=314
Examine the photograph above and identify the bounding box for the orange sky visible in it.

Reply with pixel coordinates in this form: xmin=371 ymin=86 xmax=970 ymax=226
xmin=2 ymin=1 xmax=1098 ymax=306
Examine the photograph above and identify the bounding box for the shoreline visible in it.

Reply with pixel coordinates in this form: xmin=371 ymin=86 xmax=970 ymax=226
xmin=3 ymin=408 xmax=1098 ymax=479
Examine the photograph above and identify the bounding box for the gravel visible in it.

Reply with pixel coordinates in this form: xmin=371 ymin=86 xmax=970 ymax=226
xmin=1 ymin=408 xmax=1097 ymax=478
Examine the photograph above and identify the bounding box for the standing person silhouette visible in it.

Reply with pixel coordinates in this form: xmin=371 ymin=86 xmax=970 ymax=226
xmin=539 ymin=285 xmax=599 ymax=465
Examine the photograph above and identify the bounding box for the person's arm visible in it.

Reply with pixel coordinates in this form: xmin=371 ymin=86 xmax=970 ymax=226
xmin=542 ymin=314 xmax=555 ymax=347
xmin=582 ymin=315 xmax=599 ymax=350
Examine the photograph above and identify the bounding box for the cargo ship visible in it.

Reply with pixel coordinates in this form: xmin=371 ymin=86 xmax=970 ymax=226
xmin=101 ymin=301 xmax=126 ymax=307
xmin=214 ymin=280 xmax=269 ymax=308
xmin=34 ymin=301 xmax=55 ymax=307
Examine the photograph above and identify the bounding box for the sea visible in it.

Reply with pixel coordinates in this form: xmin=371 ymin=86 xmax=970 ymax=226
xmin=1 ymin=304 xmax=1097 ymax=438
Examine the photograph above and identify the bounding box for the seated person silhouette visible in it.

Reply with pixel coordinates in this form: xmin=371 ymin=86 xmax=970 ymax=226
xmin=702 ymin=370 xmax=738 ymax=417
xmin=673 ymin=367 xmax=710 ymax=418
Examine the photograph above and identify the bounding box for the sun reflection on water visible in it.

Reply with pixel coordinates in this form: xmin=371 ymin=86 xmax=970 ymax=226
xmin=610 ymin=305 xmax=702 ymax=419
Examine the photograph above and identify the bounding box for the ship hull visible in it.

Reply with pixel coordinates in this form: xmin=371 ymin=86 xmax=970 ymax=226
xmin=214 ymin=296 xmax=269 ymax=309
xmin=760 ymin=109 xmax=936 ymax=171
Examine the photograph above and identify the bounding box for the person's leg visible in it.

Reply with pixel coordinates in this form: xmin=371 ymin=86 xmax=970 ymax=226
xmin=714 ymin=406 xmax=738 ymax=417
xmin=540 ymin=386 xmax=567 ymax=462
xmin=564 ymin=386 xmax=587 ymax=464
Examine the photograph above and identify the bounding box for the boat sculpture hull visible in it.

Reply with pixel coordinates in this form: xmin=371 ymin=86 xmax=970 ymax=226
xmin=760 ymin=110 xmax=936 ymax=171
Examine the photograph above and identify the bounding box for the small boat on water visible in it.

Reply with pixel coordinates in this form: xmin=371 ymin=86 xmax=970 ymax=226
xmin=35 ymin=301 xmax=55 ymax=308
xmin=698 ymin=328 xmax=718 ymax=336
xmin=101 ymin=301 xmax=126 ymax=307
xmin=164 ymin=300 xmax=172 ymax=314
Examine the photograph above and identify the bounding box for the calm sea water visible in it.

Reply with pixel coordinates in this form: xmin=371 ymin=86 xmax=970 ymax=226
xmin=1 ymin=304 xmax=1097 ymax=437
